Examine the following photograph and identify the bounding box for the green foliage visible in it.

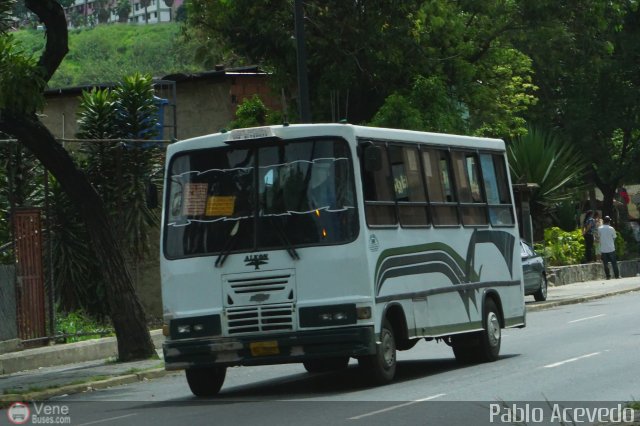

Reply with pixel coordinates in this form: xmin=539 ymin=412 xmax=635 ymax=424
xmin=535 ymin=227 xmax=584 ymax=266
xmin=369 ymin=93 xmax=425 ymax=131
xmin=517 ymin=1 xmax=640 ymax=216
xmin=12 ymin=23 xmax=207 ymax=88
xmin=77 ymin=73 xmax=161 ymax=261
xmin=507 ymin=126 xmax=587 ymax=216
xmin=55 ymin=309 xmax=114 ymax=343
xmin=0 ymin=35 xmax=45 ymax=114
xmin=48 ymin=178 xmax=107 ymax=316
xmin=0 ymin=0 xmax=13 ymax=33
xmin=229 ymin=95 xmax=284 ymax=129
xmin=186 ymin=0 xmax=538 ymax=132
xmin=552 ymin=200 xmax=580 ymax=232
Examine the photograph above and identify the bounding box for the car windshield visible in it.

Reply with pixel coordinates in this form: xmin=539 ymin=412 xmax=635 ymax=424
xmin=164 ymin=137 xmax=358 ymax=258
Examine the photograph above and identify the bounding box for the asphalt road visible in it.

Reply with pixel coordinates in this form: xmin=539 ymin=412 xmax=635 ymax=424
xmin=47 ymin=291 xmax=640 ymax=426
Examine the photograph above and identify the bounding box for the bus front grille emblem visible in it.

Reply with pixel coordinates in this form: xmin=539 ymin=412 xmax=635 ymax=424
xmin=245 ymin=254 xmax=269 ymax=270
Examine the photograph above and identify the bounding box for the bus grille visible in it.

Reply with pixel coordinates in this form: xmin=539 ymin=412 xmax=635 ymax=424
xmin=227 ymin=274 xmax=291 ymax=294
xmin=226 ymin=303 xmax=294 ymax=335
xmin=223 ymin=271 xmax=295 ymax=306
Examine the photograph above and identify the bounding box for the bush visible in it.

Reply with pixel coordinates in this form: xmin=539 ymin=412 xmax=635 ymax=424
xmin=55 ymin=310 xmax=114 ymax=343
xmin=534 ymin=227 xmax=584 ymax=266
xmin=535 ymin=226 xmax=628 ymax=266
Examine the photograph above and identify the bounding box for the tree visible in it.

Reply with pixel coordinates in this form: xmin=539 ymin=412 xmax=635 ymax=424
xmin=140 ymin=0 xmax=150 ymax=24
xmin=164 ymin=0 xmax=174 ymax=22
xmin=94 ymin=0 xmax=110 ymax=24
xmin=506 ymin=126 xmax=587 ymax=238
xmin=115 ymin=0 xmax=130 ymax=23
xmin=185 ymin=0 xmax=538 ymax=136
xmin=516 ymin=0 xmax=640 ymax=218
xmin=0 ymin=0 xmax=154 ymax=361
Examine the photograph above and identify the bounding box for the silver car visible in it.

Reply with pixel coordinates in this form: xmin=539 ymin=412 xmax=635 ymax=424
xmin=520 ymin=240 xmax=547 ymax=301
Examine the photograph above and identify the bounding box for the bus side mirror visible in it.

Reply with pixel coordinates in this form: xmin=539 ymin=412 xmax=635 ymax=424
xmin=363 ymin=145 xmax=382 ymax=172
xmin=146 ymin=182 xmax=159 ymax=209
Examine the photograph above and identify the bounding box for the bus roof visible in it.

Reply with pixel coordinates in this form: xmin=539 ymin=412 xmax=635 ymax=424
xmin=166 ymin=123 xmax=506 ymax=156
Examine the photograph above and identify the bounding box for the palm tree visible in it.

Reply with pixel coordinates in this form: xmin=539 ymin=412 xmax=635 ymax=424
xmin=507 ymin=126 xmax=587 ymax=238
xmin=140 ymin=0 xmax=150 ymax=24
xmin=164 ymin=0 xmax=174 ymax=22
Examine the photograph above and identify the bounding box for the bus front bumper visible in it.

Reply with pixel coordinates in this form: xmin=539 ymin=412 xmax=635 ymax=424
xmin=163 ymin=326 xmax=376 ymax=370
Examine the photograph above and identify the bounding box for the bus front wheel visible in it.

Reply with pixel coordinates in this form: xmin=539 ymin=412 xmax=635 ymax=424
xmin=185 ymin=366 xmax=227 ymax=397
xmin=359 ymin=318 xmax=396 ymax=385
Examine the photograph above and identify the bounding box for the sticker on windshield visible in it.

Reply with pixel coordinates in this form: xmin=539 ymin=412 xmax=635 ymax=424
xmin=182 ymin=183 xmax=208 ymax=215
xmin=206 ymin=196 xmax=236 ymax=216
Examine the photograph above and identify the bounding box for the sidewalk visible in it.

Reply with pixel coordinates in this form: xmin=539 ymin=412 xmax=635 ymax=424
xmin=1 ymin=276 xmax=639 ymax=403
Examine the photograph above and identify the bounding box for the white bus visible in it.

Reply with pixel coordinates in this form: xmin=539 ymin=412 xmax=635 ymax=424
xmin=160 ymin=124 xmax=525 ymax=396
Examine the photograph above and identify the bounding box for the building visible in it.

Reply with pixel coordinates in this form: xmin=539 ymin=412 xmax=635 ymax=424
xmin=41 ymin=66 xmax=281 ymax=142
xmin=65 ymin=0 xmax=183 ymax=28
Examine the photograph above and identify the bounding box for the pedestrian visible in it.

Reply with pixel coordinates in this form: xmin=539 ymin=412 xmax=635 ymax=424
xmin=582 ymin=210 xmax=596 ymax=263
xmin=598 ymin=216 xmax=620 ymax=279
xmin=593 ymin=211 xmax=603 ymax=261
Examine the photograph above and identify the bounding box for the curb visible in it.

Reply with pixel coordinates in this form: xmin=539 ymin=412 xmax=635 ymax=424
xmin=527 ymin=287 xmax=639 ymax=312
xmin=0 ymin=368 xmax=175 ymax=404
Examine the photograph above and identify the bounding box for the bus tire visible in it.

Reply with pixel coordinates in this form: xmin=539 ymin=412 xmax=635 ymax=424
xmin=185 ymin=366 xmax=227 ymax=397
xmin=452 ymin=299 xmax=501 ymax=363
xmin=476 ymin=298 xmax=501 ymax=362
xmin=303 ymin=357 xmax=350 ymax=373
xmin=359 ymin=318 xmax=396 ymax=385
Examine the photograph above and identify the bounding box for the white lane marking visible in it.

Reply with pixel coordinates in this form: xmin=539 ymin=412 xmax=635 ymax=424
xmin=77 ymin=413 xmax=138 ymax=426
xmin=543 ymin=352 xmax=601 ymax=368
xmin=349 ymin=393 xmax=446 ymax=420
xmin=568 ymin=314 xmax=606 ymax=324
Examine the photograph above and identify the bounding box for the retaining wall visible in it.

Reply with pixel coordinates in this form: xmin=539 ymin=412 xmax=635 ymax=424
xmin=548 ymin=259 xmax=640 ymax=286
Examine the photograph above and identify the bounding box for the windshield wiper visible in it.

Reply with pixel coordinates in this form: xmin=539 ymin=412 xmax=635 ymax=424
xmin=215 ymin=221 xmax=240 ymax=268
xmin=270 ymin=216 xmax=300 ymax=261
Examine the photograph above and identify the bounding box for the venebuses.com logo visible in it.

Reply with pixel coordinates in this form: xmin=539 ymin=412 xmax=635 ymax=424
xmin=6 ymin=402 xmax=30 ymax=425
xmin=6 ymin=401 xmax=71 ymax=424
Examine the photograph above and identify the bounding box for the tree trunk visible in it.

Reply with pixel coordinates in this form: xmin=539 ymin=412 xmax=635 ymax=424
xmin=0 ymin=115 xmax=155 ymax=361
xmin=0 ymin=0 xmax=156 ymax=361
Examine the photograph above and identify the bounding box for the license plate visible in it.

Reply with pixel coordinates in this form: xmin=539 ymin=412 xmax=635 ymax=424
xmin=250 ymin=340 xmax=279 ymax=356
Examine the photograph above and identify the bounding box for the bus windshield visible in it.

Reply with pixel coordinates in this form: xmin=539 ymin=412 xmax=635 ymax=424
xmin=164 ymin=137 xmax=358 ymax=259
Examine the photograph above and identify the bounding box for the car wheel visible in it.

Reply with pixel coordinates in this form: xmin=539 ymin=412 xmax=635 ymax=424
xmin=533 ymin=274 xmax=548 ymax=302
xmin=185 ymin=366 xmax=227 ymax=397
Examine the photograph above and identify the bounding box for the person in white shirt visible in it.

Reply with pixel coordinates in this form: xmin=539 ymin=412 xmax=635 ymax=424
xmin=598 ymin=216 xmax=619 ymax=279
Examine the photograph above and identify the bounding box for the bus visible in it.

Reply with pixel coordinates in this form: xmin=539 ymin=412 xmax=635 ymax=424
xmin=160 ymin=123 xmax=526 ymax=396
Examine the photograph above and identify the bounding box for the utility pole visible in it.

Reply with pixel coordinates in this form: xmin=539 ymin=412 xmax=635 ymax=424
xmin=294 ymin=0 xmax=311 ymax=123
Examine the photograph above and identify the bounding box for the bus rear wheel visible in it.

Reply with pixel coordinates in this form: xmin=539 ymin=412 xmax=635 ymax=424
xmin=452 ymin=299 xmax=501 ymax=363
xmin=185 ymin=366 xmax=227 ymax=397
xmin=359 ymin=318 xmax=396 ymax=385
xmin=303 ymin=357 xmax=350 ymax=373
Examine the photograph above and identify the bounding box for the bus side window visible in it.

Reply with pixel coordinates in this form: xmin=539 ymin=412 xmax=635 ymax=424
xmin=388 ymin=145 xmax=429 ymax=227
xmin=422 ymin=148 xmax=459 ymax=226
xmin=362 ymin=143 xmax=397 ymax=226
xmin=452 ymin=151 xmax=488 ymax=226
xmin=480 ymin=153 xmax=514 ymax=226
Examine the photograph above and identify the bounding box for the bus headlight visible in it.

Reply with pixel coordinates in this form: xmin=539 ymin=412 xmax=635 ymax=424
xmin=169 ymin=314 xmax=222 ymax=339
xmin=300 ymin=304 xmax=357 ymax=327
xmin=356 ymin=306 xmax=372 ymax=320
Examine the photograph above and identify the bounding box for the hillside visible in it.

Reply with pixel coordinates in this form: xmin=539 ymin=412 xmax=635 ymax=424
xmin=13 ymin=23 xmax=207 ymax=89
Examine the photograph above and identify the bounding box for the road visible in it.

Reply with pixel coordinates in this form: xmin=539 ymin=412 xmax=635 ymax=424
xmin=48 ymin=291 xmax=640 ymax=425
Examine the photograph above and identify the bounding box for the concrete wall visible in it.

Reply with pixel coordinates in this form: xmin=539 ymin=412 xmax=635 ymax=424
xmin=172 ymin=78 xmax=235 ymax=140
xmin=548 ymin=259 xmax=640 ymax=286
